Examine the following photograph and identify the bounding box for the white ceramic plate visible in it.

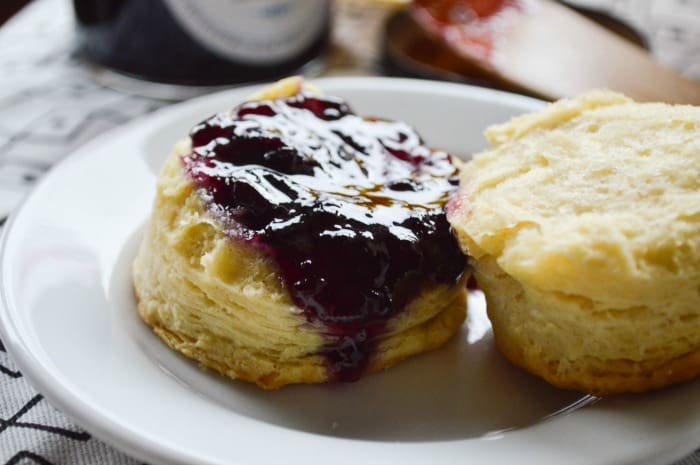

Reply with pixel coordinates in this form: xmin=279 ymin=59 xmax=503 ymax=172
xmin=1 ymin=78 xmax=699 ymax=465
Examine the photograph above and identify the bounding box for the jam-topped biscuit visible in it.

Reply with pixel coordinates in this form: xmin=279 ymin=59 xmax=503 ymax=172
xmin=133 ymin=78 xmax=468 ymax=388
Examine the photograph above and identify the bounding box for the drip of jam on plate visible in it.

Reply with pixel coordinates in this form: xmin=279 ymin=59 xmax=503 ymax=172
xmin=183 ymin=92 xmax=466 ymax=381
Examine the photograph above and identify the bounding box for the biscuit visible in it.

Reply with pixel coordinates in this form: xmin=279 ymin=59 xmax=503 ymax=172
xmin=448 ymin=91 xmax=700 ymax=395
xmin=133 ymin=78 xmax=468 ymax=389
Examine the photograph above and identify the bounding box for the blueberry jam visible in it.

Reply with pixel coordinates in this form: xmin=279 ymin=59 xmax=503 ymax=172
xmin=183 ymin=92 xmax=467 ymax=381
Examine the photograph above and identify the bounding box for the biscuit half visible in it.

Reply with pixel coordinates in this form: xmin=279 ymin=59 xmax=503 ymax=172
xmin=448 ymin=91 xmax=700 ymax=395
xmin=133 ymin=78 xmax=468 ymax=389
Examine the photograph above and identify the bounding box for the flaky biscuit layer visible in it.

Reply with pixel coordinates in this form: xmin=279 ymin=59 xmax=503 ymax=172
xmin=134 ymin=145 xmax=467 ymax=388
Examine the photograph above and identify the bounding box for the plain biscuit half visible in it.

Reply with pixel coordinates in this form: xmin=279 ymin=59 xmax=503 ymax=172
xmin=448 ymin=91 xmax=700 ymax=395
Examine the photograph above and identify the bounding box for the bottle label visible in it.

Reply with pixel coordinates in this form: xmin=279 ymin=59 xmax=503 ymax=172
xmin=163 ymin=0 xmax=328 ymax=64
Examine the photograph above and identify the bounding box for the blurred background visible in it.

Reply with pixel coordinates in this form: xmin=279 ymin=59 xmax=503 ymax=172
xmin=1 ymin=0 xmax=699 ymax=97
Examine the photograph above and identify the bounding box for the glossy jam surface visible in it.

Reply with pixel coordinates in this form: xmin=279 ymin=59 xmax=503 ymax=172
xmin=412 ymin=0 xmax=523 ymax=65
xmin=183 ymin=93 xmax=466 ymax=381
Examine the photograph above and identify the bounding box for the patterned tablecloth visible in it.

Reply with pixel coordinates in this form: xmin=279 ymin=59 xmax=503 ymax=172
xmin=0 ymin=0 xmax=699 ymax=463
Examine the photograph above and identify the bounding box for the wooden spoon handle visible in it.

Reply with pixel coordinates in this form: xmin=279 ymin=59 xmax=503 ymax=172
xmin=497 ymin=0 xmax=700 ymax=104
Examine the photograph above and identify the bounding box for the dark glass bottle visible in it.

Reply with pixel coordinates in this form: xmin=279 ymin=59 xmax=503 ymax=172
xmin=73 ymin=0 xmax=331 ymax=86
